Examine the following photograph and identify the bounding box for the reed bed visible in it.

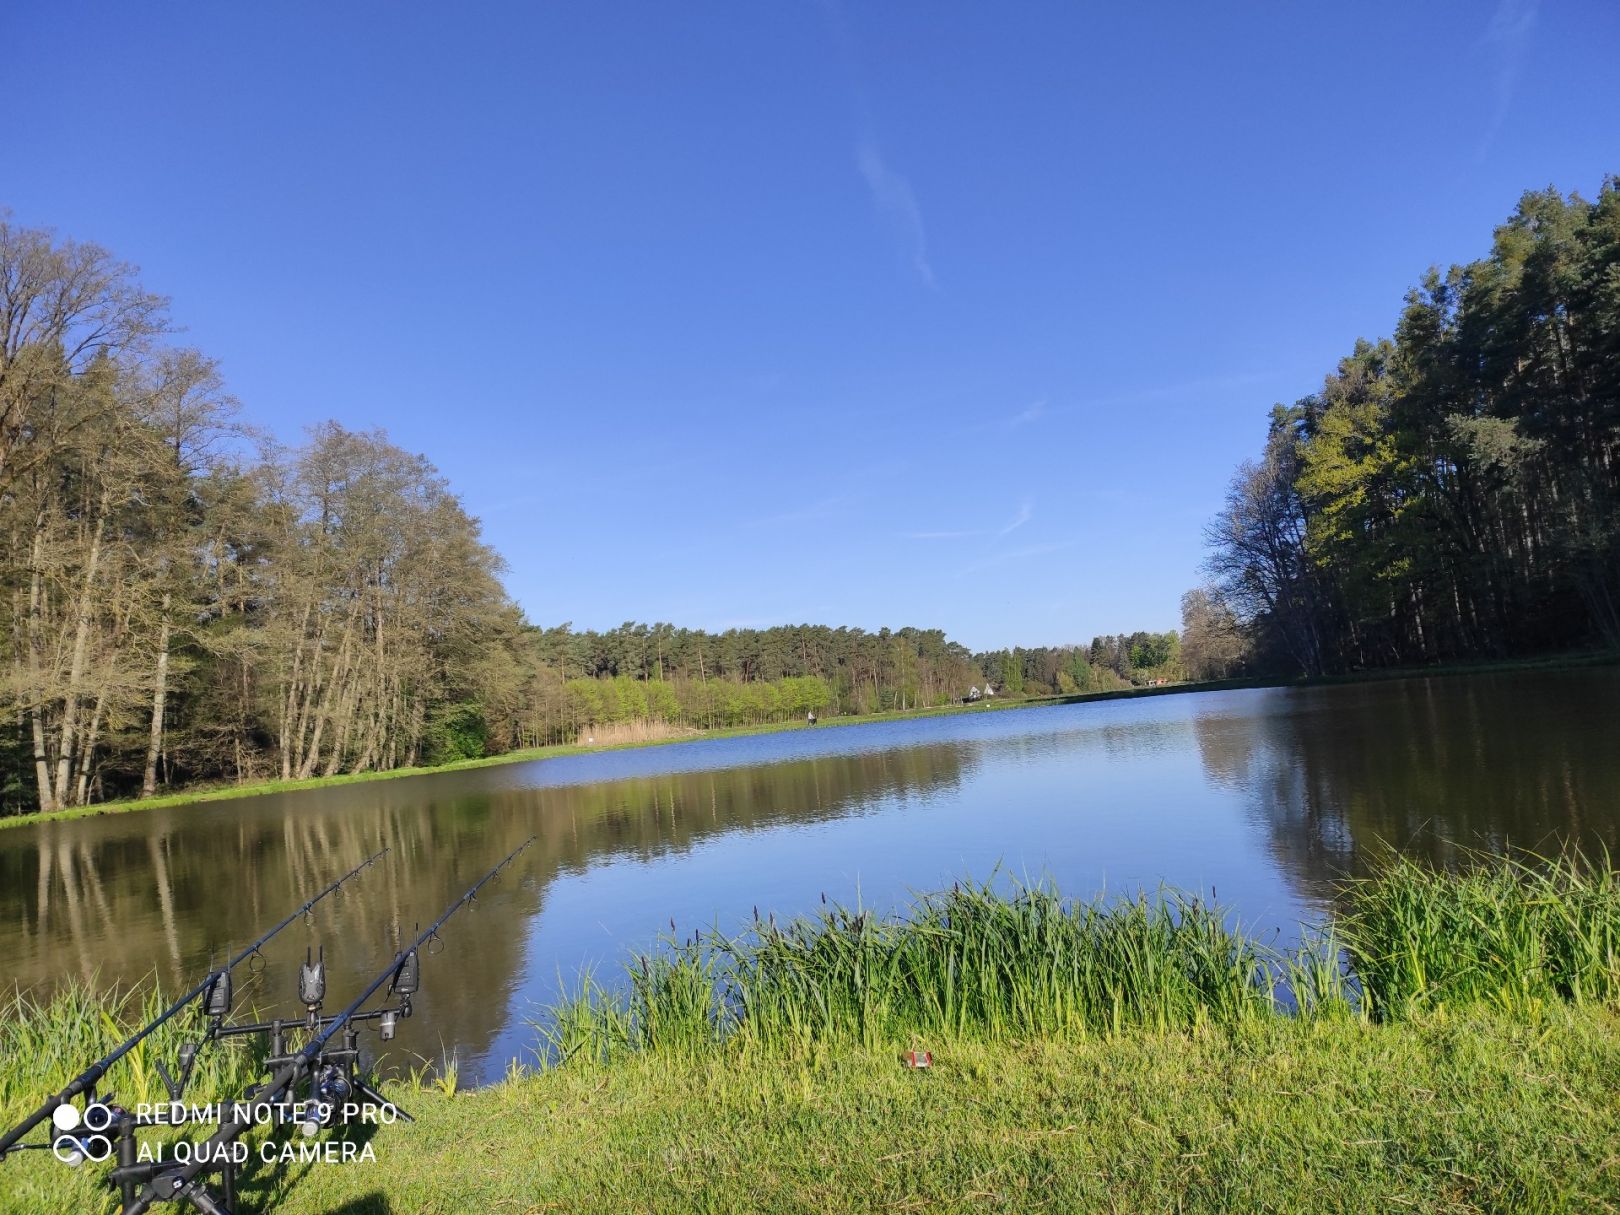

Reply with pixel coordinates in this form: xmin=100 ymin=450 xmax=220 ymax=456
xmin=544 ymin=881 xmax=1339 ymax=1065
xmin=1338 ymin=848 xmax=1620 ymax=1019
xmin=574 ymin=719 xmax=692 ymax=747
xmin=544 ymin=853 xmax=1620 ymax=1065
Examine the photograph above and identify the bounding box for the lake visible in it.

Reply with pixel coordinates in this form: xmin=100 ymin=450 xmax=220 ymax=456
xmin=3 ymin=668 xmax=1617 ymax=1085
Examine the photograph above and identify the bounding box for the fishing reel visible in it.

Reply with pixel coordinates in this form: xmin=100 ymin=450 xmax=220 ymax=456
xmin=1 ymin=840 xmax=531 ymax=1215
xmin=0 ymin=846 xmax=400 ymax=1215
xmin=296 ymin=1064 xmax=354 ymax=1137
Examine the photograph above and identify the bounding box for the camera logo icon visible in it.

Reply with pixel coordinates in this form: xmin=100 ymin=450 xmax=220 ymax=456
xmin=51 ymin=1102 xmax=114 ymax=1166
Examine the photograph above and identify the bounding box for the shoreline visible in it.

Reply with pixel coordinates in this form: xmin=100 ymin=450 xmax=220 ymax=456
xmin=5 ymin=855 xmax=1619 ymax=1210
xmin=3 ymin=647 xmax=1613 ymax=833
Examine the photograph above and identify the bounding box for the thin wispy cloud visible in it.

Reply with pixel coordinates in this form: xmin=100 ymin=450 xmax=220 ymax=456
xmin=901 ymin=528 xmax=990 ymax=541
xmin=857 ymin=140 xmax=936 ymax=288
xmin=957 ymin=540 xmax=1079 ymax=578
xmin=955 ymin=397 xmax=1049 ymax=437
xmin=480 ymin=455 xmax=704 ymax=515
xmin=821 ymin=1 xmax=939 ymax=289
xmin=999 ymin=497 xmax=1034 ymax=536
xmin=900 ymin=497 xmax=1034 ymax=542
xmin=708 ymin=616 xmax=791 ymax=632
xmin=1079 ymin=370 xmax=1281 ymax=414
xmin=742 ymin=494 xmax=857 ymax=529
xmin=1478 ymin=0 xmax=1539 ymax=157
xmin=1009 ymin=400 xmax=1046 ymax=427
xmin=955 ymin=372 xmax=1280 ymax=442
xmin=708 ymin=601 xmax=835 ymax=632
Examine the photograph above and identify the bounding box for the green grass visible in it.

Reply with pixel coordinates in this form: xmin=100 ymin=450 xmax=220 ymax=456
xmin=4 ymin=856 xmax=1619 ymax=1212
xmin=4 ymin=1010 xmax=1617 ymax=1214
xmin=0 ymin=981 xmax=268 ymax=1120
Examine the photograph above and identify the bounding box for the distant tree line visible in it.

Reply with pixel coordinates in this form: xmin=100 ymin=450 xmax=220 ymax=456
xmin=499 ymin=624 xmax=1187 ymax=747
xmin=972 ymin=632 xmax=1183 ymax=698
xmin=1196 ymin=181 xmax=1620 ymax=677
xmin=506 ymin=623 xmax=981 ymax=745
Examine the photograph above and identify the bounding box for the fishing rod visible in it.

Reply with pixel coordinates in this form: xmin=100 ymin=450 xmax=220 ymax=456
xmin=0 ymin=845 xmax=389 ymax=1163
xmin=122 ymin=836 xmax=535 ymax=1215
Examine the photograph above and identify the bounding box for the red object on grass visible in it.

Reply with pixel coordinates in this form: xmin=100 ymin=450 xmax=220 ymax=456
xmin=904 ymin=1050 xmax=933 ymax=1068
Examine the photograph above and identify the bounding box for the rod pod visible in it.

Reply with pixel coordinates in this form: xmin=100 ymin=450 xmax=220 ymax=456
xmin=0 ymin=845 xmax=389 ymax=1160
xmin=124 ymin=837 xmax=535 ymax=1215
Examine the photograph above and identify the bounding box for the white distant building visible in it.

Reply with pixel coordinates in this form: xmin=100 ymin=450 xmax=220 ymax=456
xmin=968 ymin=685 xmax=980 ymax=701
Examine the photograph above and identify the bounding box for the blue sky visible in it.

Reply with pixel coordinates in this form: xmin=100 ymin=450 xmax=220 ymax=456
xmin=4 ymin=1 xmax=1617 ymax=651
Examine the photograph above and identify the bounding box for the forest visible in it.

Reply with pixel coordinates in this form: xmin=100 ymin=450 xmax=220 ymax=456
xmin=0 ymin=213 xmax=1175 ymax=817
xmin=1197 ymin=182 xmax=1620 ymax=677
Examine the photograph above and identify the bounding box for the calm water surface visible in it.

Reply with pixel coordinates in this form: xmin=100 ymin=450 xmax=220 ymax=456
xmin=3 ymin=669 xmax=1617 ymax=1085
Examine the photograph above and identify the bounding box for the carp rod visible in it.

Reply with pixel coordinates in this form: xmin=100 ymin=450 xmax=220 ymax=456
xmin=125 ymin=836 xmax=535 ymax=1215
xmin=0 ymin=845 xmax=389 ymax=1162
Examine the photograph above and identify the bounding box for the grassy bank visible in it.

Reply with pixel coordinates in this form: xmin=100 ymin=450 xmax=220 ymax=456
xmin=3 ymin=855 xmax=1618 ymax=1212
xmin=6 ymin=1010 xmax=1618 ymax=1214
xmin=6 ymin=646 xmax=1615 ymax=834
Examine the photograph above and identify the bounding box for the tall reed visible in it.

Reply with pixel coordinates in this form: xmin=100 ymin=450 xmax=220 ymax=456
xmin=541 ymin=880 xmax=1298 ymax=1064
xmin=1337 ymin=849 xmax=1620 ymax=1019
xmin=729 ymin=883 xmax=1282 ymax=1047
xmin=541 ymin=853 xmax=1620 ymax=1067
xmin=0 ymin=980 xmax=267 ymax=1126
xmin=575 ymin=720 xmax=690 ymax=747
xmin=12 ymin=853 xmax=1618 ymax=1100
